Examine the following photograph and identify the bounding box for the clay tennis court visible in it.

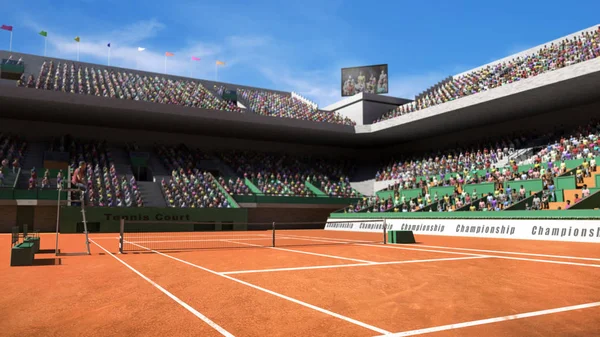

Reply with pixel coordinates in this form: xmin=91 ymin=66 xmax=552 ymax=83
xmin=2 ymin=230 xmax=600 ymax=337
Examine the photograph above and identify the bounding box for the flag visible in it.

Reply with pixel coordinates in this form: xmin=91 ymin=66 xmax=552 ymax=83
xmin=165 ymin=52 xmax=174 ymax=57
xmin=107 ymin=43 xmax=111 ymax=47
xmin=1 ymin=25 xmax=12 ymax=32
xmin=191 ymin=56 xmax=200 ymax=61
xmin=216 ymin=60 xmax=225 ymax=66
xmin=74 ymin=36 xmax=80 ymax=42
xmin=39 ymin=30 xmax=47 ymax=37
xmin=137 ymin=47 xmax=145 ymax=51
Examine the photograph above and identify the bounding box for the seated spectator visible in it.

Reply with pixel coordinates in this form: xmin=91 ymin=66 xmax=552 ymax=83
xmin=41 ymin=176 xmax=50 ymax=189
xmin=56 ymin=170 xmax=63 ymax=189
xmin=28 ymin=176 xmax=36 ymax=190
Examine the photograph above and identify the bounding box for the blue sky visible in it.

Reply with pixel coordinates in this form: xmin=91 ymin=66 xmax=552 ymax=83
xmin=1 ymin=0 xmax=599 ymax=106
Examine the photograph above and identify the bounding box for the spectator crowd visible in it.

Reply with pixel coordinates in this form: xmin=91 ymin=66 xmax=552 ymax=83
xmin=238 ymin=88 xmax=355 ymax=126
xmin=375 ymin=26 xmax=600 ymax=123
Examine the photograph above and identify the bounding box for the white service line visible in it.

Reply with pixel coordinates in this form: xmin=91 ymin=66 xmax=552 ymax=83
xmin=124 ymin=240 xmax=392 ymax=335
xmin=89 ymin=239 xmax=235 ymax=337
xmin=410 ymin=244 xmax=600 ymax=262
xmin=374 ymin=301 xmax=600 ymax=337
xmin=125 ymin=238 xmax=270 ymax=244
xmin=122 ymin=234 xmax=272 ymax=239
xmin=220 ymin=256 xmax=488 ymax=275
xmin=279 ymin=235 xmax=481 ymax=257
xmin=282 ymin=234 xmax=600 ymax=269
xmin=223 ymin=239 xmax=376 ymax=264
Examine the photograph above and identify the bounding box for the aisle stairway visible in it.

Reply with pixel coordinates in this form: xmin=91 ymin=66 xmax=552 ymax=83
xmin=136 ymin=181 xmax=166 ymax=207
xmin=16 ymin=142 xmax=46 ymax=188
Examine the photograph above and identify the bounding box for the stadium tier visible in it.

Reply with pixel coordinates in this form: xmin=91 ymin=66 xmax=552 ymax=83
xmin=1 ymin=24 xmax=600 ymax=235
xmin=373 ymin=26 xmax=600 ymax=123
xmin=8 ymin=55 xmax=355 ymax=126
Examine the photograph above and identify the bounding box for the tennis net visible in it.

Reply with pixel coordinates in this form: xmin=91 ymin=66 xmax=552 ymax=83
xmin=119 ymin=220 xmax=386 ymax=253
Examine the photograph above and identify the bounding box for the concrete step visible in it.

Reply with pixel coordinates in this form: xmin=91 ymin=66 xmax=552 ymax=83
xmin=137 ymin=181 xmax=167 ymax=207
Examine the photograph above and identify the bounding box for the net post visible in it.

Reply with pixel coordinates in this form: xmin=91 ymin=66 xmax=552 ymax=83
xmin=272 ymin=222 xmax=276 ymax=247
xmin=383 ymin=219 xmax=387 ymax=244
xmin=55 ymin=187 xmax=61 ymax=256
xmin=119 ymin=218 xmax=124 ymax=254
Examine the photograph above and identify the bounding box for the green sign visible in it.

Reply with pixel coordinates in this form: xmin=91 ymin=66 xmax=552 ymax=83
xmin=60 ymin=207 xmax=248 ymax=233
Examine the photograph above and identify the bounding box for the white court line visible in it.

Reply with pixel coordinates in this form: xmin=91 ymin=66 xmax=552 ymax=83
xmin=122 ymin=235 xmax=271 ymax=239
xmin=284 ymin=234 xmax=600 ymax=262
xmin=407 ymin=244 xmax=600 ymax=262
xmin=125 ymin=238 xmax=271 ymax=244
xmin=281 ymin=235 xmax=600 ymax=269
xmin=223 ymin=239 xmax=376 ymax=264
xmin=374 ymin=301 xmax=600 ymax=336
xmin=221 ymin=256 xmax=488 ymax=275
xmin=124 ymin=240 xmax=392 ymax=335
xmin=89 ymin=239 xmax=235 ymax=337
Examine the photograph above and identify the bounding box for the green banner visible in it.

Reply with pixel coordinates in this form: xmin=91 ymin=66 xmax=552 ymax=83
xmin=59 ymin=206 xmax=248 ymax=233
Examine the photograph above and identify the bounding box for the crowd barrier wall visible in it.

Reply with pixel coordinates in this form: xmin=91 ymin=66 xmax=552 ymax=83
xmin=326 ymin=211 xmax=600 ymax=242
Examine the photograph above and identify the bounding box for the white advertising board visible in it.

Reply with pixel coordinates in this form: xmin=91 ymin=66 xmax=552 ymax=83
xmin=325 ymin=218 xmax=600 ymax=243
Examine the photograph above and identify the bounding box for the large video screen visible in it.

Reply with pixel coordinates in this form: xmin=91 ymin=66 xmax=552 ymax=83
xmin=341 ymin=64 xmax=388 ymax=97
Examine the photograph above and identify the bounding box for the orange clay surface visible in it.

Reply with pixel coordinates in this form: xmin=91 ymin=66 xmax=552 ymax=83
xmin=1 ymin=230 xmax=599 ymax=337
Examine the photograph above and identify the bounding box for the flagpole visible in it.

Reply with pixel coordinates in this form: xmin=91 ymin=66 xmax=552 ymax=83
xmin=44 ymin=36 xmax=47 ymax=57
xmin=216 ymin=63 xmax=218 ymax=81
xmin=164 ymin=55 xmax=167 ymax=74
xmin=77 ymin=42 xmax=80 ymax=61
xmin=9 ymin=31 xmax=12 ymax=52
xmin=108 ymin=47 xmax=110 ymax=66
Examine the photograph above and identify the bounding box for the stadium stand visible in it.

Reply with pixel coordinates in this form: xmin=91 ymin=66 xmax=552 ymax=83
xmin=237 ymin=88 xmax=356 ymax=125
xmin=155 ymin=144 xmax=234 ymax=208
xmin=18 ymin=60 xmax=243 ymax=112
xmin=62 ymin=136 xmax=143 ymax=207
xmin=0 ymin=134 xmax=26 ymax=187
xmin=374 ymin=26 xmax=600 ymax=123
xmin=345 ymin=119 xmax=600 ymax=213
xmin=1 ymin=24 xmax=599 ymax=234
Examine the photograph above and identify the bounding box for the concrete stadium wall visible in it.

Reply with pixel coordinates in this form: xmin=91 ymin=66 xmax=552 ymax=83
xmin=326 ymin=93 xmax=411 ymax=126
xmin=363 ymin=57 xmax=600 ymax=132
xmin=382 ymin=99 xmax=600 ymax=155
xmin=0 ymin=206 xmax=17 ymax=232
xmin=0 ymin=118 xmax=366 ymax=158
xmin=247 ymin=207 xmax=336 ymax=225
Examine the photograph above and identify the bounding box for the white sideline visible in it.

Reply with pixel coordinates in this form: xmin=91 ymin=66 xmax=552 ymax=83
xmin=89 ymin=239 xmax=235 ymax=337
xmin=281 ymin=234 xmax=600 ymax=268
xmin=411 ymin=244 xmax=600 ymax=262
xmin=223 ymin=239 xmax=376 ymax=264
xmin=220 ymin=256 xmax=488 ymax=275
xmin=286 ymin=234 xmax=600 ymax=261
xmin=124 ymin=240 xmax=392 ymax=335
xmin=125 ymin=238 xmax=271 ymax=244
xmin=374 ymin=301 xmax=600 ymax=336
